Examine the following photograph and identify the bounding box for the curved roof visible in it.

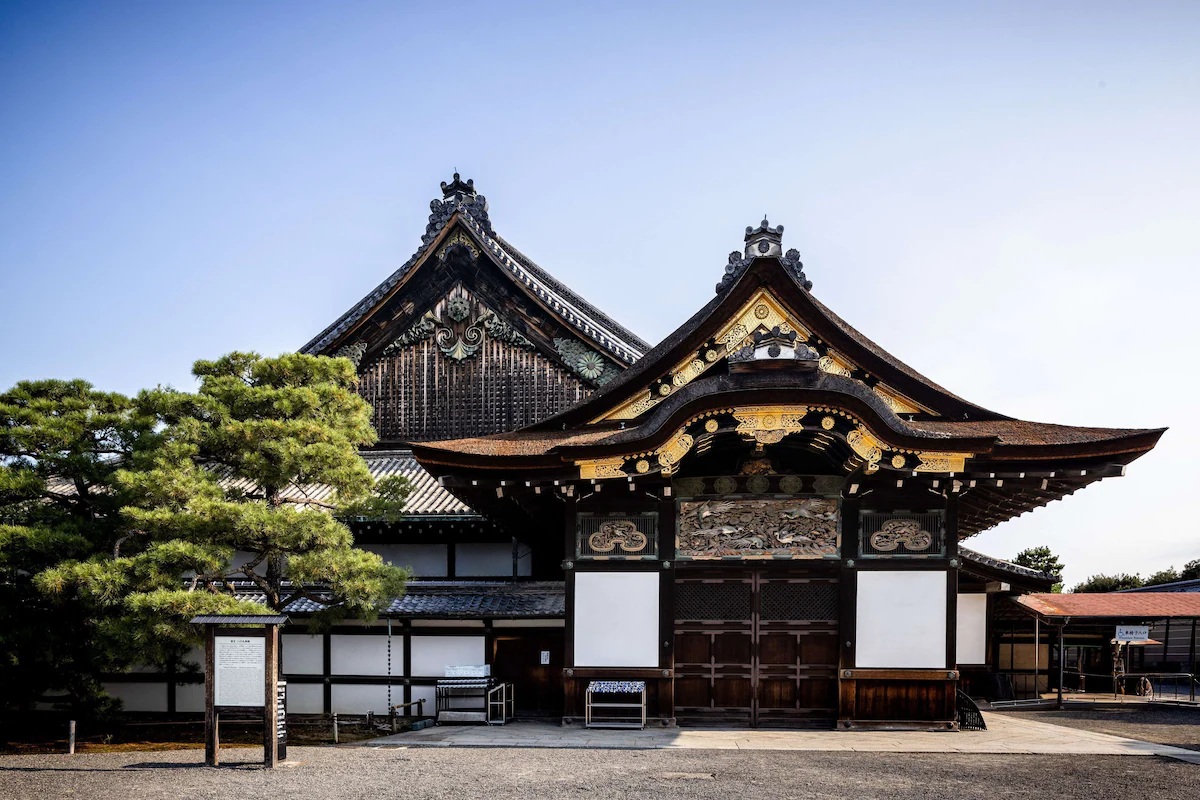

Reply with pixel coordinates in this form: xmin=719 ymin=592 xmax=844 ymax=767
xmin=300 ymin=178 xmax=648 ymax=365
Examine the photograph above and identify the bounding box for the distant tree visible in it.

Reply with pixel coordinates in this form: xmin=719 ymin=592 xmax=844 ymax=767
xmin=41 ymin=353 xmax=410 ymax=650
xmin=1013 ymin=546 xmax=1064 ymax=592
xmin=1069 ymin=573 xmax=1144 ymax=593
xmin=1144 ymin=566 xmax=1180 ymax=587
xmin=1181 ymin=559 xmax=1200 ymax=582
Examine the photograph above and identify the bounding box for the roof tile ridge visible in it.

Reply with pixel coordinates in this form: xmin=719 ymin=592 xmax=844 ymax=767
xmin=490 ymin=232 xmax=651 ymax=354
xmin=959 ymin=545 xmax=1056 ymax=580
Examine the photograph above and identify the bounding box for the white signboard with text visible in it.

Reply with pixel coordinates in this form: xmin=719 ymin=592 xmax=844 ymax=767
xmin=1115 ymin=625 xmax=1150 ymax=643
xmin=215 ymin=635 xmax=265 ymax=707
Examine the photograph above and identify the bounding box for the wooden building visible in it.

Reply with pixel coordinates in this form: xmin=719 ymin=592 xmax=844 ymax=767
xmin=386 ymin=184 xmax=1162 ymax=730
xmin=106 ymin=175 xmax=1163 ymax=727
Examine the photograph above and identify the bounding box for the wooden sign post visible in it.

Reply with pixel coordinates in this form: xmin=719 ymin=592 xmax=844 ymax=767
xmin=190 ymin=614 xmax=289 ymax=768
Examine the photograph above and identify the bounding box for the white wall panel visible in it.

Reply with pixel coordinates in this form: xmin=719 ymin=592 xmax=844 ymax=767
xmin=180 ymin=645 xmax=205 ymax=672
xmin=856 ymin=570 xmax=947 ymax=669
xmin=363 ymin=543 xmax=448 ymax=577
xmin=283 ymin=634 xmax=324 ymax=675
xmin=455 ymin=543 xmax=513 ymax=576
xmin=176 ymin=682 xmax=205 ymax=713
xmin=409 ymin=685 xmax=436 ymax=717
xmin=409 ymin=636 xmax=485 ymax=677
xmin=956 ymin=593 xmax=988 ymax=665
xmin=330 ymin=634 xmax=401 ymax=676
xmin=286 ymin=682 xmax=326 ymax=714
xmin=330 ymin=683 xmax=392 ymax=714
xmin=103 ymin=682 xmax=168 ymax=713
xmin=573 ymin=571 xmax=659 ymax=668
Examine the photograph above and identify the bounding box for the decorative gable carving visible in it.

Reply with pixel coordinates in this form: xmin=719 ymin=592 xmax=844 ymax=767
xmin=381 ymin=286 xmax=534 ymax=363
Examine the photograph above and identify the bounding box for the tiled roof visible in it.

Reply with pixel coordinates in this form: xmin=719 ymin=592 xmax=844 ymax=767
xmin=387 ymin=582 xmax=564 ymax=617
xmin=959 ymin=546 xmax=1056 ymax=583
xmin=225 ymin=450 xmax=474 ymax=517
xmin=235 ymin=581 xmax=565 ymax=619
xmin=300 ymin=184 xmax=647 ymax=365
xmin=910 ymin=419 xmax=1162 ymax=448
xmin=1014 ymin=592 xmax=1200 ymax=620
xmin=45 ymin=450 xmax=474 ymax=518
xmin=1121 ymin=578 xmax=1200 ymax=594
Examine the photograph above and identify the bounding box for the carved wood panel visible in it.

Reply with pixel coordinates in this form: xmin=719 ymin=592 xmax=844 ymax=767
xmin=358 ymin=337 xmax=591 ymax=442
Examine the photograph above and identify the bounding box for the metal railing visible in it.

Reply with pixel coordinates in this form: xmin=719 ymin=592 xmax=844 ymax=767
xmin=1060 ymin=671 xmax=1197 ymax=702
xmin=486 ymin=683 xmax=514 ymax=725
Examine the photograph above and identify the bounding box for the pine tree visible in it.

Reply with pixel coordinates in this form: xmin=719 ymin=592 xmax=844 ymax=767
xmin=0 ymin=379 xmax=159 ymax=716
xmin=29 ymin=353 xmax=409 ymax=711
xmin=1012 ymin=545 xmax=1064 ymax=592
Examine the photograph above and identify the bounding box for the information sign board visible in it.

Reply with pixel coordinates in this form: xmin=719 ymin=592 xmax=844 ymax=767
xmin=215 ymin=635 xmax=265 ymax=707
xmin=1115 ymin=625 xmax=1150 ymax=643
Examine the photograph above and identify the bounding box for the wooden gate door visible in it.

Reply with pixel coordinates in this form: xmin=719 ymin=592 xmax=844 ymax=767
xmin=491 ymin=631 xmax=564 ymax=718
xmin=674 ymin=570 xmax=839 ymax=728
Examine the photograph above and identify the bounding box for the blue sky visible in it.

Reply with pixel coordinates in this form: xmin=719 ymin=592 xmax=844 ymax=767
xmin=2 ymin=1 xmax=1198 ymax=585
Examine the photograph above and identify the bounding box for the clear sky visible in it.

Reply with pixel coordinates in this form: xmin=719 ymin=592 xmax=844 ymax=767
xmin=2 ymin=1 xmax=1198 ymax=586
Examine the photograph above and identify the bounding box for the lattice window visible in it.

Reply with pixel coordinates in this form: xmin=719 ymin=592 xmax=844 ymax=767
xmin=859 ymin=511 xmax=945 ymax=557
xmin=675 ymin=581 xmax=753 ymax=621
xmin=759 ymin=580 xmax=838 ymax=621
xmin=577 ymin=513 xmax=658 ymax=559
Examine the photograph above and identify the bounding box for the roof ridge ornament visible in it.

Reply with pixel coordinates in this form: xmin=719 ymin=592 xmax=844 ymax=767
xmin=715 ymin=217 xmax=813 ymax=293
xmin=440 ymin=172 xmax=476 ymax=201
xmin=425 ymin=172 xmax=493 ymax=245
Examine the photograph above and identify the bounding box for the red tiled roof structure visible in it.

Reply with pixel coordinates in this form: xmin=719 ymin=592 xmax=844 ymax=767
xmin=1014 ymin=593 xmax=1200 ymax=620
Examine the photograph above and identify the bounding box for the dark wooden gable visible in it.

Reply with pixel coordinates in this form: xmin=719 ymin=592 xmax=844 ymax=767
xmin=301 ymin=175 xmax=648 ymax=443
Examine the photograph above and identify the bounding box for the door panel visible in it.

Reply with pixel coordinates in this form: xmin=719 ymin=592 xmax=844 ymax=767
xmin=674 ymin=571 xmax=838 ymax=728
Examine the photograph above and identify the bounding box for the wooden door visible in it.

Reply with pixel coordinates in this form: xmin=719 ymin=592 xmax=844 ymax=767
xmin=674 ymin=571 xmax=838 ymax=728
xmin=491 ymin=630 xmax=564 ymax=718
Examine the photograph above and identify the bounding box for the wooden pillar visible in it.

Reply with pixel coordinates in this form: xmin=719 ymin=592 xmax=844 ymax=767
xmin=1163 ymin=618 xmax=1171 ymax=667
xmin=1190 ymin=618 xmax=1197 ymax=701
xmin=204 ymin=625 xmax=218 ymax=767
xmin=322 ymin=633 xmax=332 ymax=714
xmin=837 ymin=496 xmax=859 ymax=724
xmin=658 ymin=490 xmax=677 ymax=725
xmin=1057 ymin=624 xmax=1065 ymax=709
xmin=264 ymin=625 xmax=279 ymax=768
xmin=945 ymin=494 xmax=959 ymax=672
xmin=561 ymin=494 xmax=577 ymax=722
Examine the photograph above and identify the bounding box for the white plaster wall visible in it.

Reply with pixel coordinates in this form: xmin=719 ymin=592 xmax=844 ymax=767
xmin=856 ymin=570 xmax=947 ymax=669
xmin=330 ymin=683 xmax=392 ymax=714
xmin=282 ymin=634 xmax=324 ymax=674
xmin=286 ymin=682 xmax=325 ymax=714
xmin=180 ymin=645 xmax=205 ymax=672
xmin=573 ymin=571 xmax=659 ymax=668
xmin=956 ymin=593 xmax=989 ymax=665
xmin=362 ymin=543 xmax=448 ymax=577
xmin=409 ymin=685 xmax=436 ymax=717
xmin=455 ymin=542 xmax=514 ymax=576
xmin=102 ymin=682 xmax=168 ymax=713
xmin=176 ymin=682 xmax=205 ymax=713
xmin=330 ymin=635 xmax=402 ymax=676
xmin=409 ymin=636 xmax=485 ymax=677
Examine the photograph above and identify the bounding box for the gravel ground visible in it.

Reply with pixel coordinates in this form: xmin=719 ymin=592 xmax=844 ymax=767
xmin=994 ymin=704 xmax=1200 ymax=751
xmin=1 ymin=746 xmax=1198 ymax=800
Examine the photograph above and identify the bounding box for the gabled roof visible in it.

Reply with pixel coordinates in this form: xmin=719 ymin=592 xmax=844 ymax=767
xmin=300 ymin=174 xmax=648 ymax=366
xmin=412 ymin=216 xmax=1164 ymax=537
